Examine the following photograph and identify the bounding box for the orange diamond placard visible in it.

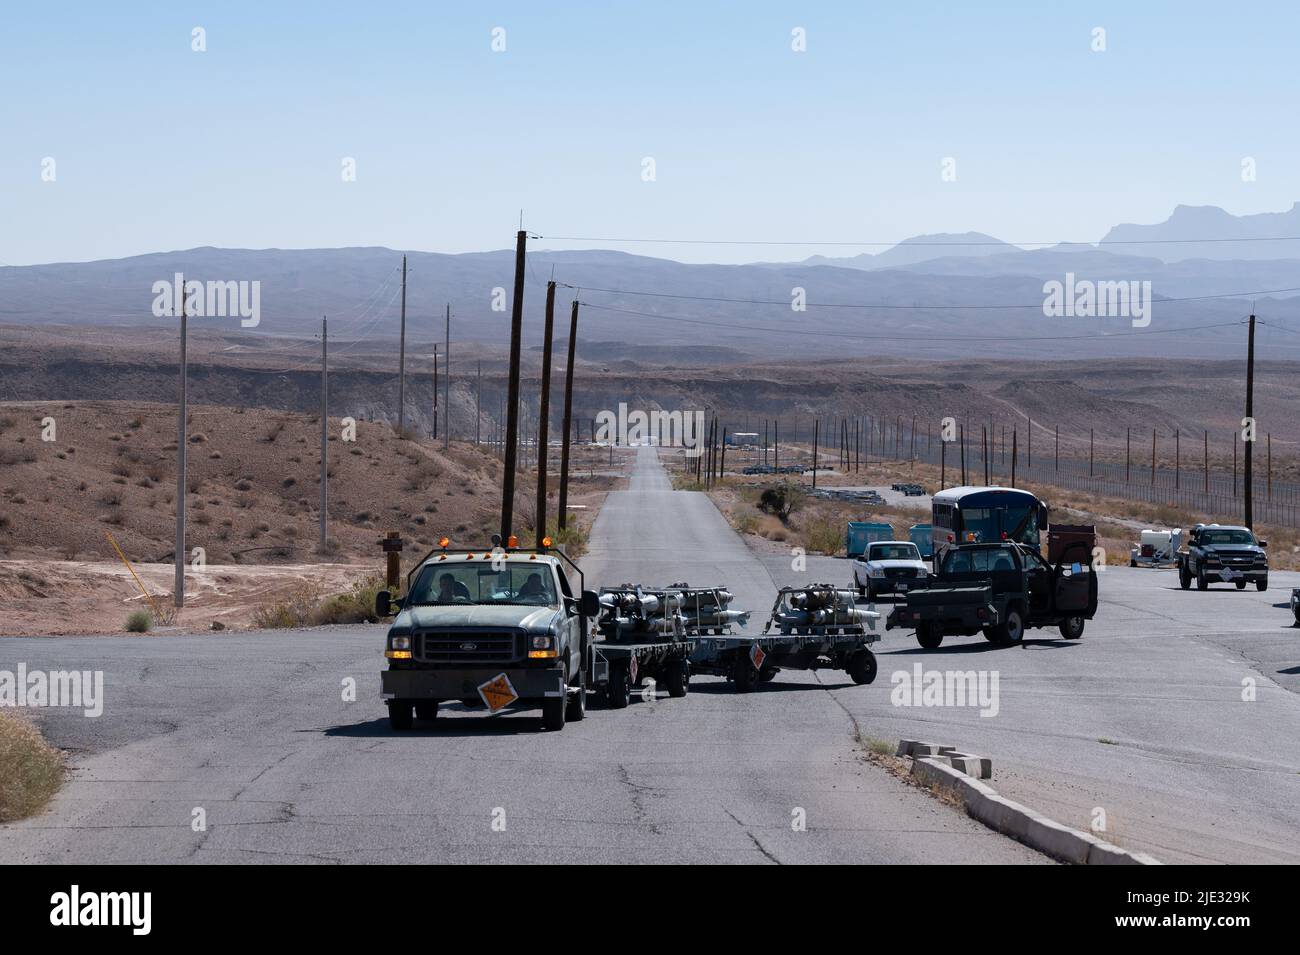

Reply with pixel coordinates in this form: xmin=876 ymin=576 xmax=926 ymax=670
xmin=749 ymin=642 xmax=766 ymax=671
xmin=477 ymin=673 xmax=519 ymax=714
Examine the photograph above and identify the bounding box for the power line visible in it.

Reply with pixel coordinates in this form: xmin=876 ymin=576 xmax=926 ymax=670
xmin=541 ymin=233 xmax=1300 ymax=248
xmin=575 ymin=300 xmax=1248 ymax=343
xmin=561 ymin=283 xmax=1300 ymax=312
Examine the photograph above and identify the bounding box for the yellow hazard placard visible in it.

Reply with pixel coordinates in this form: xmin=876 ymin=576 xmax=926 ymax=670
xmin=478 ymin=673 xmax=519 ymax=714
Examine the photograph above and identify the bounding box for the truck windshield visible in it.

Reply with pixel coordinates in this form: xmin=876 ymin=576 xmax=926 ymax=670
xmin=1199 ymin=529 xmax=1255 ymax=545
xmin=408 ymin=562 xmax=558 ymax=606
xmin=943 ymin=548 xmax=1017 ymax=574
xmin=870 ymin=543 xmax=920 ymax=561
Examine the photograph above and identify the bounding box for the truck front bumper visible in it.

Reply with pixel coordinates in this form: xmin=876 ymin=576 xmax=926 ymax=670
xmin=382 ymin=666 xmax=565 ymax=703
xmin=1204 ymin=567 xmax=1267 ymax=583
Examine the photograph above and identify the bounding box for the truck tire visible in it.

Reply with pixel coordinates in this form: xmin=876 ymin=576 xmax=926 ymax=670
xmin=916 ymin=623 xmax=943 ymax=649
xmin=415 ymin=701 xmax=438 ymax=722
xmin=388 ymin=701 xmax=413 ymax=731
xmin=1197 ymin=567 xmax=1209 ymax=590
xmin=1058 ymin=616 xmax=1085 ymax=640
xmin=758 ymin=666 xmax=778 ymax=683
xmin=847 ymin=649 xmax=877 ymax=685
xmin=1179 ymin=561 xmax=1191 ymax=589
xmin=565 ymin=672 xmax=587 ymax=722
xmin=732 ymin=656 xmax=759 ymax=693
xmin=604 ymin=661 xmax=631 ymax=710
xmin=991 ymin=606 xmax=1025 ymax=645
xmin=1257 ymin=578 xmax=1268 ymax=592
xmin=542 ymin=694 xmax=566 ymax=731
xmin=666 ymin=658 xmax=690 ymax=698
xmin=1235 ymin=580 xmax=1248 ymax=590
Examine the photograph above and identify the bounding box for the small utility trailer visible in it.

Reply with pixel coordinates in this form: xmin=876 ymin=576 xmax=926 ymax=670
xmin=592 ymin=585 xmax=697 ymax=708
xmin=689 ymin=584 xmax=880 ymax=692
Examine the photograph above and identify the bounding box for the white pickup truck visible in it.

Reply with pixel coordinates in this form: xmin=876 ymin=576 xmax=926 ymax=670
xmin=852 ymin=540 xmax=929 ymax=599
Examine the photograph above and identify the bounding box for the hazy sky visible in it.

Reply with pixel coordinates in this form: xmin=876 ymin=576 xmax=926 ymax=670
xmin=4 ymin=1 xmax=1299 ymax=266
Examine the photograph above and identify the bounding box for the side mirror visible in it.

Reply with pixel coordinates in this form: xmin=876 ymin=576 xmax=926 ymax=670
xmin=579 ymin=590 xmax=600 ymax=617
xmin=1259 ymin=540 xmax=1268 ymax=548
xmin=1038 ymin=502 xmax=1050 ymax=530
xmin=375 ymin=590 xmax=392 ymax=617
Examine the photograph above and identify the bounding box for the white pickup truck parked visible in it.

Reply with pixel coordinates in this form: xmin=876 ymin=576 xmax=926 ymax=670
xmin=852 ymin=540 xmax=929 ymax=599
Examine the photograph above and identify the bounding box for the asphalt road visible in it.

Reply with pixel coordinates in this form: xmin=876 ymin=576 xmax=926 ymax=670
xmin=0 ymin=446 xmax=1043 ymax=864
xmin=758 ymin=518 xmax=1300 ymax=864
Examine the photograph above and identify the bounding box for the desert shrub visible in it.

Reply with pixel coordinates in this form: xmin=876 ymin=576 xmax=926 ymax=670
xmin=125 ymin=610 xmax=152 ymax=632
xmin=310 ymin=575 xmax=385 ymax=625
xmin=802 ymin=517 xmax=842 ymax=556
xmin=251 ymin=585 xmax=318 ymax=629
xmin=758 ymin=480 xmax=803 ymax=521
xmin=0 ymin=711 xmax=64 ymax=822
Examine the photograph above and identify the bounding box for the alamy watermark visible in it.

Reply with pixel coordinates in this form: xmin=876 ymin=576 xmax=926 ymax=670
xmin=594 ymin=403 xmax=705 ymax=456
xmin=1 ymin=664 xmax=104 ymax=717
xmin=1042 ymin=272 xmax=1151 ymax=328
xmin=890 ymin=664 xmax=999 ymax=718
xmin=152 ymin=273 xmax=261 ymax=328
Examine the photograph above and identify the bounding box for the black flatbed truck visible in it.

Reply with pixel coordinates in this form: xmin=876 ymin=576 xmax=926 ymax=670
xmin=886 ymin=541 xmax=1098 ymax=648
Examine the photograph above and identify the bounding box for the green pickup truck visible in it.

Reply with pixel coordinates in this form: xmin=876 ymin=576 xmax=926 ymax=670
xmin=376 ymin=542 xmax=600 ymax=732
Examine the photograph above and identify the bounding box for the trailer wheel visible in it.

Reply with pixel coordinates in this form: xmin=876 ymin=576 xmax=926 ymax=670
xmin=916 ymin=623 xmax=943 ymax=649
xmin=1197 ymin=567 xmax=1209 ymax=590
xmin=991 ymin=606 xmax=1024 ymax=645
xmin=415 ymin=701 xmax=438 ymax=722
xmin=565 ymin=671 xmax=587 ymax=722
xmin=1058 ymin=616 xmax=1085 ymax=640
xmin=732 ymin=657 xmax=759 ymax=693
xmin=605 ymin=661 xmax=631 ymax=709
xmin=1179 ymin=561 xmax=1191 ymax=590
xmin=542 ymin=693 xmax=566 ymax=731
xmin=388 ymin=701 xmax=413 ymax=731
xmin=848 ymin=650 xmax=877 ymax=685
xmin=666 ymin=658 xmax=690 ymax=698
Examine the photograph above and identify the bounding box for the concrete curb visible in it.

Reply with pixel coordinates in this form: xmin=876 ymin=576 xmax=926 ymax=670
xmin=909 ymin=756 xmax=1161 ymax=866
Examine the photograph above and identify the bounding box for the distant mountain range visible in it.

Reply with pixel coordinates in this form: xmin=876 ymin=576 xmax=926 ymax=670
xmin=3 ymin=204 xmax=1300 ymax=361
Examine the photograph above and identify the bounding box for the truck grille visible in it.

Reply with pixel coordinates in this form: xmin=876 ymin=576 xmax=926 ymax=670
xmin=415 ymin=631 xmax=519 ymax=664
xmin=885 ymin=568 xmax=917 ymax=580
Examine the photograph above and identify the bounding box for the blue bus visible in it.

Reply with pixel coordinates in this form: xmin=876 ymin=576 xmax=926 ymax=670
xmin=930 ymin=486 xmax=1048 ymax=561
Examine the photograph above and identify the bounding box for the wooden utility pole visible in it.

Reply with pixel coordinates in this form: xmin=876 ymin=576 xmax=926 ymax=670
xmin=812 ymin=419 xmax=819 ymax=489
xmin=475 ymin=360 xmax=482 ymax=445
xmin=1089 ymin=429 xmax=1094 ymax=478
xmin=961 ymin=424 xmax=967 ymax=485
xmin=443 ymin=303 xmax=451 ymax=449
xmin=774 ymin=419 xmax=780 ymax=471
xmin=1027 ymin=417 xmax=1032 ymax=468
xmin=500 ymin=231 xmax=526 ymax=540
xmin=432 ymin=343 xmax=438 ymax=441
xmin=721 ymin=427 xmax=728 ymax=479
xmin=1244 ymin=313 xmax=1256 ymax=528
xmin=982 ymin=426 xmax=989 ymax=485
xmin=1011 ymin=429 xmax=1018 ymax=487
xmin=1175 ymin=428 xmax=1180 ymax=490
xmin=1267 ymin=433 xmax=1272 ymax=501
xmin=1203 ymin=430 xmax=1209 ymax=494
xmin=1055 ymin=425 xmax=1059 ymax=472
xmin=174 ymin=275 xmax=188 ymax=609
xmin=320 ymin=316 xmax=328 ymax=553
xmin=940 ymin=437 xmax=947 ymax=488
xmin=1151 ymin=429 xmax=1157 ymax=486
xmin=1126 ymin=426 xmax=1131 ymax=482
xmin=397 ymin=255 xmax=407 ymax=434
xmin=557 ymin=300 xmax=579 ymax=530
xmin=534 ymin=281 xmax=556 ymax=548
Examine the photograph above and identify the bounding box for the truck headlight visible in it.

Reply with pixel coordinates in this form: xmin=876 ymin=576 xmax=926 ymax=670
xmin=391 ymin=635 xmax=411 ymax=651
xmin=531 ymin=635 xmax=553 ymax=649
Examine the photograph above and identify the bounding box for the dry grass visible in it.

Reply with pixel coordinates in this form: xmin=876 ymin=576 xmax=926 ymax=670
xmin=0 ymin=710 xmax=64 ymax=822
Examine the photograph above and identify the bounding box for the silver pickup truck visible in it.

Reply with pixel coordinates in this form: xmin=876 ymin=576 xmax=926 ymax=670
xmin=376 ymin=542 xmax=600 ymax=732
